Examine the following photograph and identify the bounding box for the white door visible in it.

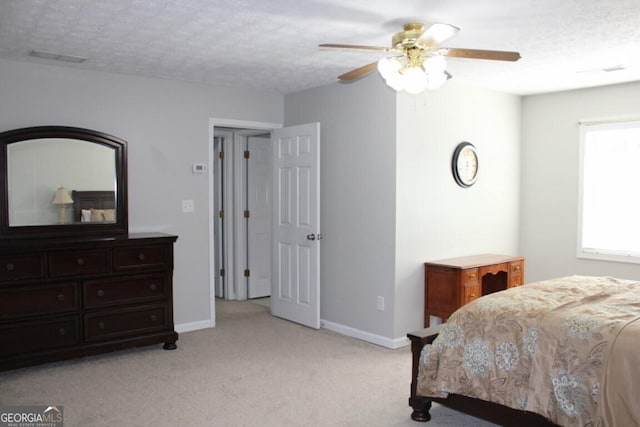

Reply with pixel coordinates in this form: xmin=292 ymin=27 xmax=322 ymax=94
xmin=247 ymin=135 xmax=272 ymax=298
xmin=271 ymin=122 xmax=321 ymax=329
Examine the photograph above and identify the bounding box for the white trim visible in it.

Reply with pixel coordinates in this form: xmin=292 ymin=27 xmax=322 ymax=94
xmin=175 ymin=319 xmax=214 ymax=334
xmin=211 ymin=118 xmax=282 ymax=130
xmin=233 ymin=133 xmax=247 ymax=299
xmin=207 ymin=124 xmax=216 ymax=327
xmin=207 ymin=118 xmax=283 ymax=328
xmin=576 ymin=123 xmax=587 ymax=261
xmin=320 ymin=319 xmax=409 ymax=349
xmin=578 ymin=116 xmax=640 ymax=126
xmin=221 ymin=131 xmax=236 ymax=299
xmin=577 ymin=120 xmax=640 ymax=264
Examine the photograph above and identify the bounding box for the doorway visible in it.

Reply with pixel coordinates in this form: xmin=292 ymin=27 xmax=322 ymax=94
xmin=213 ymin=127 xmax=272 ymax=303
xmin=209 ymin=119 xmax=321 ymax=330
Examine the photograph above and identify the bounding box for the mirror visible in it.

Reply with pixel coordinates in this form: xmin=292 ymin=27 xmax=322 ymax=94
xmin=0 ymin=126 xmax=128 ymax=239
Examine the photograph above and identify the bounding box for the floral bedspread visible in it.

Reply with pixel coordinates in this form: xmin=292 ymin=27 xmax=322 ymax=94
xmin=416 ymin=275 xmax=640 ymax=426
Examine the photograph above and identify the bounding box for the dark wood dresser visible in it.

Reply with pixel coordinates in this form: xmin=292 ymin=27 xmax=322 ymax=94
xmin=0 ymin=232 xmax=178 ymax=370
xmin=424 ymin=254 xmax=525 ymax=327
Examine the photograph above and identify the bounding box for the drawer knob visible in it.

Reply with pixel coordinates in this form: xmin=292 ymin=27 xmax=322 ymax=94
xmin=513 ymin=265 xmax=520 ymax=271
xmin=138 ymin=253 xmax=146 ymax=261
xmin=149 ymin=283 xmax=157 ymax=291
xmin=470 ymin=293 xmax=476 ymax=297
xmin=76 ymin=258 xmax=85 ymax=266
xmin=469 ymin=273 xmax=476 ymax=279
xmin=57 ymin=294 xmax=65 ymax=302
xmin=59 ymin=328 xmax=66 ymax=336
xmin=151 ymin=314 xmax=158 ymax=322
xmin=97 ymin=289 xmax=105 ymax=297
xmin=98 ymin=321 xmax=105 ymax=330
xmin=5 ymin=263 xmax=14 ymax=271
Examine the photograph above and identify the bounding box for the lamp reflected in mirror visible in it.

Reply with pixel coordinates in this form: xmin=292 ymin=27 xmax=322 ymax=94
xmin=52 ymin=186 xmax=73 ymax=224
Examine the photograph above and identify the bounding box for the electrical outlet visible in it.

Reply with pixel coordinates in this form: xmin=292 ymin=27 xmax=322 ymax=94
xmin=182 ymin=199 xmax=194 ymax=213
xmin=376 ymin=296 xmax=385 ymax=311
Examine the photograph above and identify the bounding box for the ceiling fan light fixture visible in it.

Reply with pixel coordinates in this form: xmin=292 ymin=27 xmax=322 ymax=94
xmin=422 ymin=55 xmax=446 ymax=74
xmin=403 ymin=66 xmax=429 ymax=94
xmin=386 ymin=74 xmax=405 ymax=91
xmin=378 ymin=55 xmax=447 ymax=94
xmin=377 ymin=57 xmax=401 ymax=80
xmin=322 ymin=22 xmax=520 ymax=93
xmin=426 ymin=70 xmax=448 ymax=90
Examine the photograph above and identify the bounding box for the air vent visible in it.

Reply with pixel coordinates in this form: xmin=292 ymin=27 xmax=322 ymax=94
xmin=29 ymin=50 xmax=87 ymax=63
xmin=577 ymin=64 xmax=627 ymax=74
xmin=602 ymin=65 xmax=626 ymax=72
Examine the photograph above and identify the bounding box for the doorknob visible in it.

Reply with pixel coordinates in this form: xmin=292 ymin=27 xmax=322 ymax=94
xmin=306 ymin=234 xmax=316 ymax=241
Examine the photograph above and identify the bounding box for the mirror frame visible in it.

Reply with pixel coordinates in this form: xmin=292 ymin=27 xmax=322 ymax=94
xmin=0 ymin=126 xmax=128 ymax=240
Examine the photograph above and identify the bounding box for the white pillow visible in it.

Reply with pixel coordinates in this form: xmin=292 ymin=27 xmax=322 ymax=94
xmin=81 ymin=209 xmax=92 ymax=222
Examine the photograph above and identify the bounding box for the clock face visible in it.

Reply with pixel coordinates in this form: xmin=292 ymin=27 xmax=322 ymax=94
xmin=452 ymin=142 xmax=478 ymax=187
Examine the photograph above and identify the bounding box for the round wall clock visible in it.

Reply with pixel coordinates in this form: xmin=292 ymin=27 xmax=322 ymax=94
xmin=452 ymin=142 xmax=478 ymax=187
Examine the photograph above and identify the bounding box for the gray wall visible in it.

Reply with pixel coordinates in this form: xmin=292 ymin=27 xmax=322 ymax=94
xmin=394 ymin=81 xmax=522 ymax=338
xmin=284 ymin=76 xmax=399 ymax=340
xmin=521 ymin=81 xmax=640 ymax=282
xmin=0 ymin=58 xmax=284 ymax=329
xmin=285 ymin=76 xmax=522 ymax=343
xmin=8 ymin=56 xmax=633 ymax=345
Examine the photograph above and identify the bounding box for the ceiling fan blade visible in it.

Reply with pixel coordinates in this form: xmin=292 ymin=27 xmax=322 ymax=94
xmin=338 ymin=61 xmax=379 ymax=81
xmin=319 ymin=43 xmax=391 ymax=52
xmin=438 ymin=48 xmax=521 ymax=61
xmin=416 ymin=23 xmax=460 ymax=48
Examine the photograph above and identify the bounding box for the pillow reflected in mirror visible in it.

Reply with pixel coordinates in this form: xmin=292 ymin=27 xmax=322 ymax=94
xmin=89 ymin=208 xmax=116 ymax=222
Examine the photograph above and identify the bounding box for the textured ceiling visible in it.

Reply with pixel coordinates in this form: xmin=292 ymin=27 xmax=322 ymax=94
xmin=1 ymin=0 xmax=639 ymax=95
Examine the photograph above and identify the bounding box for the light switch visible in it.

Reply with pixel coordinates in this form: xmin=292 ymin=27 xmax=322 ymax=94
xmin=182 ymin=199 xmax=194 ymax=213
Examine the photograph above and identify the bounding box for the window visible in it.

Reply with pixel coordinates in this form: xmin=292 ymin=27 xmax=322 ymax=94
xmin=578 ymin=120 xmax=640 ymax=263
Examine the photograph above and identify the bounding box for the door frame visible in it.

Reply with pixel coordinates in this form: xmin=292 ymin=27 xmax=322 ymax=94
xmin=208 ymin=118 xmax=282 ymax=326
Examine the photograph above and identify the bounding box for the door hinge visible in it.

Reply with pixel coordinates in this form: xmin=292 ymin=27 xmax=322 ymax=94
xmin=244 ymin=269 xmax=250 ymax=277
xmin=219 ymin=210 xmax=224 ymax=219
xmin=244 ymin=210 xmax=250 ymax=218
xmin=244 ymin=150 xmax=250 ymax=159
xmin=218 ymin=151 xmax=224 ymax=160
xmin=220 ymin=269 xmax=225 ymax=277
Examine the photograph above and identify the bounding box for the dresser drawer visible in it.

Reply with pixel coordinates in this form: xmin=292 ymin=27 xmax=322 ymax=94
xmin=84 ymin=274 xmax=167 ymax=308
xmin=510 ymin=261 xmax=523 ymax=275
xmin=49 ymin=249 xmax=110 ymax=277
xmin=461 ymin=268 xmax=479 ymax=285
xmin=509 ymin=260 xmax=524 ymax=287
xmin=0 ymin=254 xmax=45 ymax=283
xmin=0 ymin=282 xmax=78 ymax=320
xmin=479 ymin=262 xmax=508 ymax=278
xmin=84 ymin=304 xmax=169 ymax=342
xmin=114 ymin=245 xmax=170 ymax=271
xmin=463 ymin=284 xmax=480 ymax=305
xmin=0 ymin=316 xmax=80 ymax=356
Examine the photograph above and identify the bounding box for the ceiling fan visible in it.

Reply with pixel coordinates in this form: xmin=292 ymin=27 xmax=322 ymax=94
xmin=319 ymin=23 xmax=521 ymax=94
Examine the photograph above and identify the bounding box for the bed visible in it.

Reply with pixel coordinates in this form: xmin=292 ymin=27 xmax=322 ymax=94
xmin=408 ymin=275 xmax=640 ymax=426
xmin=71 ymin=190 xmax=116 ymax=223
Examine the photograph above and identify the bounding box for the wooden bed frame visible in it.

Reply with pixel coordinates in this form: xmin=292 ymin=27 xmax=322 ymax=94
xmin=408 ymin=326 xmax=559 ymax=426
xmin=71 ymin=190 xmax=116 ymax=222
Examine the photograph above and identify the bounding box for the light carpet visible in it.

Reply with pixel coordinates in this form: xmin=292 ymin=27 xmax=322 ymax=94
xmin=0 ymin=300 xmax=496 ymax=427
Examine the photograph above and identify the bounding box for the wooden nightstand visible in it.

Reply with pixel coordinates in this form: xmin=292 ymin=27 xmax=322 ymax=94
xmin=423 ymin=254 xmax=524 ymax=327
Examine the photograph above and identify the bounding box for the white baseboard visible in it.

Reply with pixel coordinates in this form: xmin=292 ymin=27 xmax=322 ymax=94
xmin=175 ymin=319 xmax=214 ymax=334
xmin=320 ymin=319 xmax=409 ymax=349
